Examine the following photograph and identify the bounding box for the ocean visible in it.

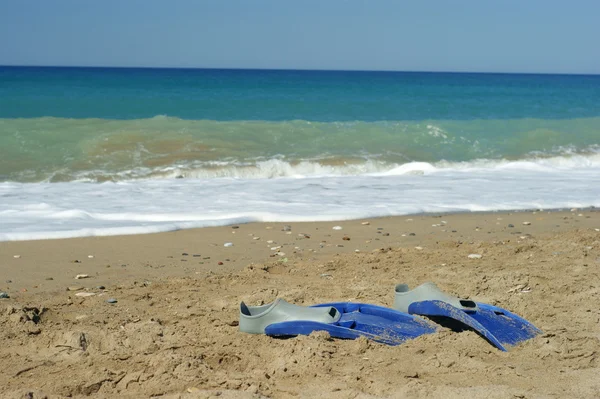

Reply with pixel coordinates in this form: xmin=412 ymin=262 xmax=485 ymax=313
xmin=1 ymin=66 xmax=600 ymax=241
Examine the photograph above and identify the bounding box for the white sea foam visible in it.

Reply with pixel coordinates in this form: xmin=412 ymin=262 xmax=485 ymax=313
xmin=51 ymin=152 xmax=600 ymax=182
xmin=2 ymin=156 xmax=600 ymax=241
xmin=426 ymin=124 xmax=448 ymax=139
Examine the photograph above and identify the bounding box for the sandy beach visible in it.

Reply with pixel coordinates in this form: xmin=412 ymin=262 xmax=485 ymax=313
xmin=1 ymin=209 xmax=599 ymax=398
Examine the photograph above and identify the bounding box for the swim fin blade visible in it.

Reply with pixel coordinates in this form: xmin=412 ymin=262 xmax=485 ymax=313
xmin=240 ymin=298 xmax=436 ymax=346
xmin=394 ymin=283 xmax=542 ymax=351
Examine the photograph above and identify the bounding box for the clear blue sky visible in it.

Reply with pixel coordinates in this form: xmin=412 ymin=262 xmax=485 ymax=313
xmin=1 ymin=0 xmax=598 ymax=74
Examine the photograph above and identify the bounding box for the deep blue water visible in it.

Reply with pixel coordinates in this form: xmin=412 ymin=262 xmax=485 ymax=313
xmin=1 ymin=66 xmax=599 ymax=121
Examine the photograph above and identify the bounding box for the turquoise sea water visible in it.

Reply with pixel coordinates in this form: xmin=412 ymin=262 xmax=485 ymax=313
xmin=1 ymin=67 xmax=600 ymax=182
xmin=1 ymin=67 xmax=600 ymax=241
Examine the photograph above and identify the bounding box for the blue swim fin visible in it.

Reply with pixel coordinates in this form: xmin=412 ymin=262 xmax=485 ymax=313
xmin=239 ymin=299 xmax=436 ymax=346
xmin=394 ymin=283 xmax=541 ymax=351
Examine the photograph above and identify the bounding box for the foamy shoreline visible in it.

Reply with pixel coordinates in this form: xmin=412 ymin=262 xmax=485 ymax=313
xmin=3 ymin=159 xmax=600 ymax=242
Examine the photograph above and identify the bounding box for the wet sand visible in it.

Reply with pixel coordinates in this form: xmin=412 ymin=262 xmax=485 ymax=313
xmin=1 ymin=209 xmax=599 ymax=398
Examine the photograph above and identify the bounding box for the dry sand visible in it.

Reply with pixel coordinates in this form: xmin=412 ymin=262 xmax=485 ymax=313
xmin=1 ymin=209 xmax=599 ymax=398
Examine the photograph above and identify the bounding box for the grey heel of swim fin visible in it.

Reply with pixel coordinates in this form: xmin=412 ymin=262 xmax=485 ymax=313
xmin=393 ymin=283 xmax=542 ymax=351
xmin=394 ymin=283 xmax=477 ymax=313
xmin=239 ymin=298 xmax=339 ymax=334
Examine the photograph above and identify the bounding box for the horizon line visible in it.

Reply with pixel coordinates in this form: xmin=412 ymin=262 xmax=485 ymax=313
xmin=1 ymin=64 xmax=598 ymax=77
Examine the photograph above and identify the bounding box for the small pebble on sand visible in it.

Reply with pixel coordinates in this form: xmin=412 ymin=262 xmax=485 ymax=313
xmin=224 ymin=242 xmax=233 ymax=247
xmin=468 ymin=254 xmax=483 ymax=259
xmin=361 ymin=221 xmax=370 ymax=225
xmin=282 ymin=225 xmax=292 ymax=231
xmin=523 ymin=222 xmax=531 ymax=225
xmin=75 ymin=274 xmax=90 ymax=279
xmin=508 ymin=224 xmax=515 ymax=228
xmin=87 ymin=255 xmax=94 ymax=258
xmin=253 ymin=237 xmax=261 ymax=240
xmin=13 ymin=255 xmax=20 ymax=259
xmin=106 ymin=298 xmax=117 ymax=304
xmin=67 ymin=286 xmax=84 ymax=291
xmin=333 ymin=226 xmax=343 ymax=230
xmin=342 ymin=236 xmax=351 ymax=241
xmin=266 ymin=240 xmax=274 ymax=244
xmin=75 ymin=292 xmax=96 ymax=297
xmin=0 ymin=292 xmax=9 ymax=299
xmin=415 ymin=246 xmax=423 ymax=250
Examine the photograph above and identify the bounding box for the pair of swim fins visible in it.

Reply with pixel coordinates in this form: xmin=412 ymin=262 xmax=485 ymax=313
xmin=239 ymin=282 xmax=541 ymax=351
